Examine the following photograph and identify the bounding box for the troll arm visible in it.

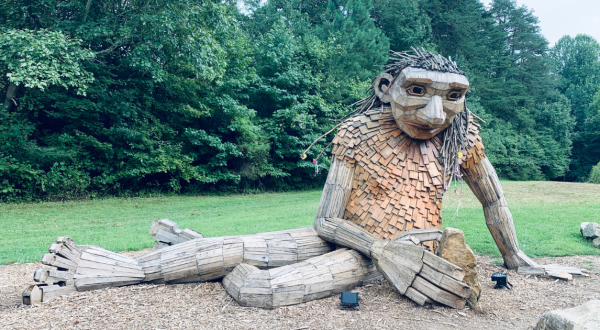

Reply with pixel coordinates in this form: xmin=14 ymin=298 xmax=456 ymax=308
xmin=461 ymin=155 xmax=537 ymax=269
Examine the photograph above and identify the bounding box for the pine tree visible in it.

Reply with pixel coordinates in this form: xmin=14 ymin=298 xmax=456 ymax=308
xmin=419 ymin=0 xmax=504 ymax=73
xmin=371 ymin=0 xmax=433 ymax=52
xmin=318 ymin=0 xmax=390 ymax=81
xmin=316 ymin=0 xmax=390 ymax=104
xmin=480 ymin=0 xmax=556 ymax=132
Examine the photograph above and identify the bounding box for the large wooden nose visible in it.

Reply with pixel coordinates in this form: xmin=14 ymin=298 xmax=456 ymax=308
xmin=423 ymin=95 xmax=445 ymax=125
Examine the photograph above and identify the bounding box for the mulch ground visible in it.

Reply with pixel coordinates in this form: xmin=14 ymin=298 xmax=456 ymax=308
xmin=1 ymin=250 xmax=599 ymax=330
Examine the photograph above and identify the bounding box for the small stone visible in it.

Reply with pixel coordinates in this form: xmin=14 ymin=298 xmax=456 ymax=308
xmin=436 ymin=228 xmax=482 ymax=313
xmin=593 ymin=237 xmax=600 ymax=248
xmin=534 ymin=300 xmax=600 ymax=330
xmin=582 ymin=223 xmax=600 ymax=239
xmin=457 ymin=311 xmax=466 ymax=317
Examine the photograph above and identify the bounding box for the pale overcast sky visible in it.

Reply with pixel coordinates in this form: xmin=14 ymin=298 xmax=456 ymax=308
xmin=480 ymin=0 xmax=600 ymax=46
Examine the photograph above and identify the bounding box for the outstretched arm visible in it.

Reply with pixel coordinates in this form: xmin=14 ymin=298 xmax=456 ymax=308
xmin=461 ymin=156 xmax=537 ymax=269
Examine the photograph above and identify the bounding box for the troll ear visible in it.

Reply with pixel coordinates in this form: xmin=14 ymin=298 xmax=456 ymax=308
xmin=373 ymin=73 xmax=393 ymax=104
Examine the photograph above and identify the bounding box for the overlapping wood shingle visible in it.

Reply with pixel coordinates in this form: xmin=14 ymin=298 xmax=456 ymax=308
xmin=330 ymin=108 xmax=485 ymax=247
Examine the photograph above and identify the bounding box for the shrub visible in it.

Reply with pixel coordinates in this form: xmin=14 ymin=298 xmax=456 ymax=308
xmin=588 ymin=162 xmax=600 ymax=184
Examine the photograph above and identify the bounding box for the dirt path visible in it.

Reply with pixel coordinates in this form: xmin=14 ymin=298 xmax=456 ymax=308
xmin=1 ymin=251 xmax=599 ymax=330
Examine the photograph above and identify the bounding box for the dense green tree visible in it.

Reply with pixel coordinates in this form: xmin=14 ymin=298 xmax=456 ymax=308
xmin=485 ymin=0 xmax=557 ymax=131
xmin=481 ymin=0 xmax=573 ymax=180
xmin=551 ymin=34 xmax=600 ymax=180
xmin=371 ymin=0 xmax=432 ymax=52
xmin=419 ymin=0 xmax=504 ymax=76
xmin=0 ymin=0 xmax=597 ymax=201
xmin=317 ymin=0 xmax=389 ymax=81
xmin=588 ymin=161 xmax=600 ymax=184
xmin=0 ymin=0 xmax=255 ymax=200
xmin=0 ymin=0 xmax=353 ymax=201
xmin=244 ymin=20 xmax=346 ymax=189
xmin=0 ymin=29 xmax=95 ymax=108
xmin=240 ymin=0 xmax=330 ymax=37
xmin=552 ymin=35 xmax=600 ymax=122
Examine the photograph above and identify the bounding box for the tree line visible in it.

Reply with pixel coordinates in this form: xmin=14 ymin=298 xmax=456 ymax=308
xmin=1 ymin=0 xmax=599 ymax=202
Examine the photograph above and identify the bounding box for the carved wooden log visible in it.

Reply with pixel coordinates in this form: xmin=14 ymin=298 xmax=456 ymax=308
xmin=149 ymin=219 xmax=204 ymax=249
xmin=411 ymin=276 xmax=465 ymax=309
xmin=223 ymin=249 xmax=376 ymax=308
xmin=395 ymin=229 xmax=443 ymax=244
xmin=33 ymin=267 xmax=74 ymax=285
xmin=461 ymin=156 xmax=537 ymax=269
xmin=74 ymin=246 xmax=145 ymax=291
xmin=315 ymin=157 xmax=355 ymax=219
xmin=40 ymin=284 xmax=77 ymax=302
xmin=22 ymin=285 xmax=43 ymax=305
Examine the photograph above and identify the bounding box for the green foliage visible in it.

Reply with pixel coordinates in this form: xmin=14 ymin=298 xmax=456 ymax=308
xmin=0 ymin=0 xmax=250 ymax=201
xmin=423 ymin=0 xmax=573 ymax=180
xmin=317 ymin=0 xmax=390 ymax=81
xmin=0 ymin=0 xmax=597 ymax=200
xmin=552 ymin=34 xmax=600 ymax=121
xmin=588 ymin=162 xmax=600 ymax=184
xmin=0 ymin=29 xmax=94 ymax=93
xmin=371 ymin=0 xmax=432 ymax=52
xmin=551 ymin=34 xmax=600 ymax=180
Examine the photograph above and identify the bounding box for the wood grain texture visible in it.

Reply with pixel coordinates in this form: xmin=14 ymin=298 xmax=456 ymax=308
xmin=418 ymin=264 xmax=471 ymax=298
xmin=150 ymin=219 xmax=203 ymax=249
xmin=223 ymin=249 xmax=371 ymax=308
xmin=411 ymin=276 xmax=465 ymax=309
xmin=422 ymin=250 xmax=465 ymax=281
xmin=405 ymin=287 xmax=432 ymax=306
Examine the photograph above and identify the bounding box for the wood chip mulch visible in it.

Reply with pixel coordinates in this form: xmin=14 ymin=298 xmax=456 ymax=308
xmin=1 ymin=250 xmax=599 ymax=330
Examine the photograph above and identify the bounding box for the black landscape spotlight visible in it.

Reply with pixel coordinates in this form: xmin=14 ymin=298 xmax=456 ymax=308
xmin=340 ymin=292 xmax=360 ymax=308
xmin=491 ymin=273 xmax=513 ymax=290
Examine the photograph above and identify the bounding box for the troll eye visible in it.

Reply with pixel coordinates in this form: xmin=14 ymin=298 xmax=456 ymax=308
xmin=447 ymin=90 xmax=463 ymax=101
xmin=405 ymin=84 xmax=425 ymax=96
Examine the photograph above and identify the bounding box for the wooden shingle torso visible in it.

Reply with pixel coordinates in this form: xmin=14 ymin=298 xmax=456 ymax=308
xmin=329 ymin=109 xmax=484 ymax=241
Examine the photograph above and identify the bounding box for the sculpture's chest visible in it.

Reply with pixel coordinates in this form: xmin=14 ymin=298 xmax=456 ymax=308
xmin=331 ymin=112 xmax=447 ymax=240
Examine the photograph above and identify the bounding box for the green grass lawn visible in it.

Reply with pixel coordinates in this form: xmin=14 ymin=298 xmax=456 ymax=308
xmin=1 ymin=181 xmax=600 ymax=264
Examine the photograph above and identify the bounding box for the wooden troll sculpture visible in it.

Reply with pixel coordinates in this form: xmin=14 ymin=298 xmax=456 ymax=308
xmin=23 ymin=49 xmax=537 ymax=309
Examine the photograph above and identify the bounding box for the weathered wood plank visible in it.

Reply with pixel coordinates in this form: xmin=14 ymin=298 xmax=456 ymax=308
xmin=423 ymin=250 xmax=465 ymax=281
xmin=411 ymin=276 xmax=465 ymax=309
xmin=41 ymin=284 xmax=76 ymax=302
xmin=418 ymin=264 xmax=471 ymax=298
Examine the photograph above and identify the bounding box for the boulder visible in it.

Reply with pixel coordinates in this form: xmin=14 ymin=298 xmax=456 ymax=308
xmin=436 ymin=228 xmax=482 ymax=312
xmin=580 ymin=222 xmax=590 ymax=235
xmin=534 ymin=300 xmax=600 ymax=330
xmin=593 ymin=237 xmax=600 ymax=249
xmin=581 ymin=223 xmax=600 ymax=239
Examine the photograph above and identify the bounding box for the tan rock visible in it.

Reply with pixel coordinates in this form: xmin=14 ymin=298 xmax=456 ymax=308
xmin=436 ymin=227 xmax=482 ymax=312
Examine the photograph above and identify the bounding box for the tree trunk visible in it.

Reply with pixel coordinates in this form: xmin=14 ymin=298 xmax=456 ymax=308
xmin=3 ymin=83 xmax=18 ymax=111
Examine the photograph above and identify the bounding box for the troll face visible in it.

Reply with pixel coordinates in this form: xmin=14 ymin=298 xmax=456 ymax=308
xmin=374 ymin=67 xmax=470 ymax=140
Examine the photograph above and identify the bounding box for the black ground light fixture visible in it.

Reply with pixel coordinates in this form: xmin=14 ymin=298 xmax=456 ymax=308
xmin=340 ymin=292 xmax=360 ymax=308
xmin=491 ymin=273 xmax=513 ymax=290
